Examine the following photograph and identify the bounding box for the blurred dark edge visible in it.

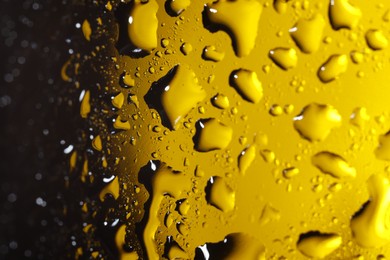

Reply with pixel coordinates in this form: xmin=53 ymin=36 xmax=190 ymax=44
xmin=0 ymin=0 xmax=86 ymax=259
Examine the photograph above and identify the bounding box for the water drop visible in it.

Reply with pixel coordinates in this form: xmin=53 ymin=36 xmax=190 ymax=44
xmin=365 ymin=29 xmax=388 ymax=50
xmin=82 ymin=20 xmax=92 ymax=41
xmin=297 ymin=231 xmax=342 ymax=258
xmin=238 ymin=145 xmax=256 ymax=175
xmin=312 ymin=151 xmax=356 ymax=178
xmin=290 ymin=14 xmax=326 ymax=53
xmin=293 ymin=103 xmax=342 ymax=142
xmin=269 ymin=47 xmax=298 ymax=70
xmin=212 ymin=93 xmax=230 ymax=109
xmin=202 ymin=45 xmax=225 ymax=62
xmin=329 ymin=0 xmax=362 ymax=30
xmin=230 ymin=69 xmax=263 ymax=103
xmin=318 ymin=54 xmax=348 ymax=83
xmin=206 ymin=176 xmax=235 ymax=212
xmin=128 ymin=0 xmax=159 ymax=52
xmin=350 ymin=174 xmax=390 ymax=247
xmin=194 ymin=118 xmax=233 ymax=152
xmin=204 ymin=0 xmax=263 ymax=57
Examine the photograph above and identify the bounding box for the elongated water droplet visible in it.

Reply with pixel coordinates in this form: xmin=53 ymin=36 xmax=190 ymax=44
xmin=238 ymin=145 xmax=256 ymax=175
xmin=312 ymin=151 xmax=356 ymax=178
xmin=318 ymin=54 xmax=348 ymax=83
xmin=128 ymin=0 xmax=159 ymax=52
xmin=140 ymin=162 xmax=192 ymax=260
xmin=80 ymin=90 xmax=91 ymax=118
xmin=297 ymin=231 xmax=342 ymax=258
xmin=82 ymin=19 xmax=92 ymax=41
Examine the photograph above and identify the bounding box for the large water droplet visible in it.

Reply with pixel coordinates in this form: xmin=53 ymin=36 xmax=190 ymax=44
xmin=289 ymin=14 xmax=325 ymax=53
xmin=294 ymin=103 xmax=342 ymax=142
xmin=206 ymin=176 xmax=235 ymax=212
xmin=329 ymin=0 xmax=362 ymax=30
xmin=365 ymin=29 xmax=388 ymax=50
xmin=204 ymin=0 xmax=263 ymax=57
xmin=139 ymin=161 xmax=192 ymax=259
xmin=145 ymin=64 xmax=207 ymax=130
xmin=230 ymin=69 xmax=263 ymax=103
xmin=350 ymin=174 xmax=390 ymax=247
xmin=128 ymin=0 xmax=159 ymax=52
xmin=194 ymin=118 xmax=233 ymax=152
